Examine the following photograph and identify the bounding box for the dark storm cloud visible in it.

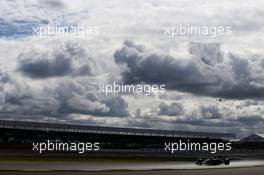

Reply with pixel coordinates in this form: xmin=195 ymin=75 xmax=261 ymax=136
xmin=55 ymin=82 xmax=129 ymax=117
xmin=1 ymin=80 xmax=129 ymax=118
xmin=18 ymin=42 xmax=92 ymax=78
xmin=189 ymin=42 xmax=223 ymax=66
xmin=114 ymin=41 xmax=209 ymax=85
xmin=158 ymin=102 xmax=184 ymax=116
xmin=114 ymin=41 xmax=264 ymax=99
xmin=215 ymin=55 xmax=264 ymax=99
xmin=19 ymin=56 xmax=73 ymax=78
xmin=2 ymin=86 xmax=58 ymax=116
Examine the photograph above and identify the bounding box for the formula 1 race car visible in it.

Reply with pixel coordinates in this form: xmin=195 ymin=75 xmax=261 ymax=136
xmin=195 ymin=156 xmax=230 ymax=166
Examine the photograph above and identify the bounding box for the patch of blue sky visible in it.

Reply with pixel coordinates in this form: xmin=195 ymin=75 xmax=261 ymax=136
xmin=0 ymin=15 xmax=78 ymax=39
xmin=0 ymin=18 xmax=48 ymax=38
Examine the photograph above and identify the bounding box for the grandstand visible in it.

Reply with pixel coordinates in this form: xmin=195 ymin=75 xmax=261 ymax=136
xmin=0 ymin=119 xmax=234 ymax=139
xmin=0 ymin=120 xmax=235 ymax=154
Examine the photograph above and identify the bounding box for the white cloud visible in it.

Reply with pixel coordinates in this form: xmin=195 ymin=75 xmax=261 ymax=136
xmin=0 ymin=0 xmax=264 ymax=136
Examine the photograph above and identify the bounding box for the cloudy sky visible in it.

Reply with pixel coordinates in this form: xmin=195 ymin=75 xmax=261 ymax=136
xmin=0 ymin=0 xmax=264 ymax=137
